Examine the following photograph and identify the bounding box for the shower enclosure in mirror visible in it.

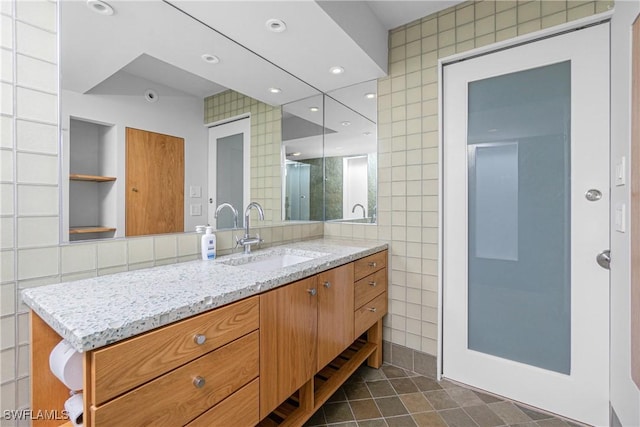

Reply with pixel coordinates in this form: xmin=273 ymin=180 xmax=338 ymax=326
xmin=282 ymin=81 xmax=377 ymax=223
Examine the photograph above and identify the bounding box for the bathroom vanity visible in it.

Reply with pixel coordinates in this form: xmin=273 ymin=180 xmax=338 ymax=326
xmin=24 ymin=239 xmax=388 ymax=427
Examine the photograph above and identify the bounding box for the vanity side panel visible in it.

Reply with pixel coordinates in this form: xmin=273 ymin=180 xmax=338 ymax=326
xmin=30 ymin=311 xmax=72 ymax=427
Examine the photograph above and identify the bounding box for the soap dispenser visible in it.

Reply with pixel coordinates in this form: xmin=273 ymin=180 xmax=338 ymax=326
xmin=201 ymin=226 xmax=216 ymax=260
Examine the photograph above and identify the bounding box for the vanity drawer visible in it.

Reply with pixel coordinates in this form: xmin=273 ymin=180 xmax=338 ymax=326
xmin=354 ymin=292 xmax=387 ymax=338
xmin=91 ymin=296 xmax=259 ymax=405
xmin=91 ymin=330 xmax=259 ymax=427
xmin=354 ymin=268 xmax=387 ymax=310
xmin=186 ymin=378 xmax=259 ymax=427
xmin=354 ymin=251 xmax=387 ymax=281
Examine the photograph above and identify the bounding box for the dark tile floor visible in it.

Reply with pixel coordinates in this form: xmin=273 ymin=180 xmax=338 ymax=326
xmin=305 ymin=364 xmax=586 ymax=427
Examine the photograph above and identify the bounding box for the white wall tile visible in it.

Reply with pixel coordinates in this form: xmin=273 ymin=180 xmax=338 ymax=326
xmin=127 ymin=237 xmax=153 ymax=264
xmin=16 ymin=0 xmax=56 ymax=32
xmin=17 ymin=246 xmax=58 ymax=279
xmin=17 ymin=185 xmax=57 ymax=216
xmin=17 ymin=216 xmax=57 ymax=247
xmin=61 ymin=242 xmax=97 ymax=274
xmin=15 ymin=21 xmax=56 ymax=63
xmin=1 ymin=15 xmax=12 ymax=50
xmin=1 ymin=82 xmax=14 ymax=115
xmin=0 ymin=250 xmax=14 ymax=283
xmin=16 ymin=54 xmax=56 ymax=93
xmin=16 ymin=119 xmax=57 ymax=154
xmin=154 ymin=235 xmax=176 ymax=260
xmin=61 ymin=271 xmax=96 ymax=282
xmin=1 ymin=347 xmax=16 ymax=382
xmin=0 ymin=217 xmax=13 ymax=249
xmin=1 ymin=116 xmax=13 ymax=149
xmin=0 ymin=149 xmax=13 ymax=181
xmin=0 ymin=315 xmax=15 ymax=350
xmin=96 ymin=240 xmax=126 ymax=268
xmin=1 ymin=381 xmax=16 ymax=411
xmin=177 ymin=233 xmax=198 ymax=256
xmin=1 ymin=48 xmax=13 ymax=83
xmin=17 ymin=344 xmax=28 ymax=377
xmin=16 ymin=87 xmax=57 ymax=123
xmin=1 ymin=282 xmax=15 ymax=315
xmin=16 ymin=152 xmax=57 ymax=184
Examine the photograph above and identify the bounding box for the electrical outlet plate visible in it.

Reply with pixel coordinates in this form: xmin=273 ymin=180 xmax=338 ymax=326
xmin=190 ymin=204 xmax=202 ymax=216
xmin=190 ymin=186 xmax=202 ymax=198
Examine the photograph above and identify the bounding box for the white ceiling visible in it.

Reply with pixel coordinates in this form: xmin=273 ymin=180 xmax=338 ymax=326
xmin=61 ymin=0 xmax=461 ymax=105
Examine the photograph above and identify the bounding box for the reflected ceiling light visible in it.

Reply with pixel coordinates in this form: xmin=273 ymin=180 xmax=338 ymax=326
xmin=268 ymin=87 xmax=282 ymax=94
xmin=363 ymin=131 xmax=372 ymax=136
xmin=341 ymin=121 xmax=351 ymax=126
xmin=291 ymin=152 xmax=302 ymax=157
xmin=87 ymin=0 xmax=114 ymax=15
xmin=266 ymin=18 xmax=287 ymax=33
xmin=364 ymin=93 xmax=376 ymax=99
xmin=309 ymin=107 xmax=319 ymax=112
xmin=201 ymin=54 xmax=220 ymax=64
xmin=488 ymin=128 xmax=498 ymax=133
xmin=329 ymin=66 xmax=345 ymax=75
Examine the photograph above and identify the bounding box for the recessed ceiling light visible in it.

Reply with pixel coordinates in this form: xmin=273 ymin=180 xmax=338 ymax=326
xmin=309 ymin=107 xmax=319 ymax=112
xmin=341 ymin=121 xmax=351 ymax=126
xmin=291 ymin=152 xmax=302 ymax=157
xmin=144 ymin=89 xmax=159 ymax=103
xmin=87 ymin=0 xmax=114 ymax=15
xmin=201 ymin=54 xmax=219 ymax=64
xmin=363 ymin=131 xmax=372 ymax=136
xmin=266 ymin=18 xmax=287 ymax=33
xmin=268 ymin=87 xmax=282 ymax=94
xmin=364 ymin=92 xmax=376 ymax=99
xmin=329 ymin=66 xmax=345 ymax=75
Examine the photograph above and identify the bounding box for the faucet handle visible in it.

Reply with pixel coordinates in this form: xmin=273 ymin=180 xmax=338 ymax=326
xmin=234 ymin=235 xmax=241 ymax=248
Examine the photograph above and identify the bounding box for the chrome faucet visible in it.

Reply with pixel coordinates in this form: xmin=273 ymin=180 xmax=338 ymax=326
xmin=352 ymin=203 xmax=366 ymax=218
xmin=214 ymin=203 xmax=239 ymax=229
xmin=236 ymin=202 xmax=265 ymax=254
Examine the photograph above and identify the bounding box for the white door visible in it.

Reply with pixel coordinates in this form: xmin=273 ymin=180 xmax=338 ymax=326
xmin=442 ymin=24 xmax=610 ymax=426
xmin=343 ymin=156 xmax=368 ymax=219
xmin=207 ymin=117 xmax=250 ymax=228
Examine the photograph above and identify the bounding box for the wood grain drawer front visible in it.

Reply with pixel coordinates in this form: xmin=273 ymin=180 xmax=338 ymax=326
xmin=186 ymin=378 xmax=259 ymax=427
xmin=354 ymin=292 xmax=388 ymax=338
xmin=354 ymin=268 xmax=387 ymax=310
xmin=91 ymin=330 xmax=259 ymax=427
xmin=91 ymin=296 xmax=259 ymax=405
xmin=354 ymin=251 xmax=387 ymax=281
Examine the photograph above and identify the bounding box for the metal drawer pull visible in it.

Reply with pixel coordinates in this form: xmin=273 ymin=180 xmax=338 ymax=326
xmin=369 ymin=281 xmax=377 ymax=287
xmin=368 ymin=307 xmax=377 ymax=313
xmin=368 ymin=261 xmax=377 ymax=268
xmin=193 ymin=376 xmax=206 ymax=388
xmin=194 ymin=334 xmax=206 ymax=345
xmin=323 ymin=281 xmax=331 ymax=288
xmin=307 ymin=288 xmax=317 ymax=296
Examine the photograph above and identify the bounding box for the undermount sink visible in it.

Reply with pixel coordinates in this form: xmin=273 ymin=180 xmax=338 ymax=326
xmin=220 ymin=248 xmax=328 ymax=272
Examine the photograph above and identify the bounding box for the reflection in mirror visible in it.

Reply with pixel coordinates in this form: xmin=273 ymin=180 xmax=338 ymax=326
xmin=281 ymin=81 xmax=377 ymax=223
xmin=60 ymin=0 xmax=319 ymax=242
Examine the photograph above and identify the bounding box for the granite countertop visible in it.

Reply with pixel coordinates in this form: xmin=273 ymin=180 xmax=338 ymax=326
xmin=22 ymin=238 xmax=388 ymax=352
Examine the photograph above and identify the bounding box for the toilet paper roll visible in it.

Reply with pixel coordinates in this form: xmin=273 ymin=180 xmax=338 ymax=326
xmin=49 ymin=340 xmax=83 ymax=391
xmin=64 ymin=393 xmax=83 ymax=427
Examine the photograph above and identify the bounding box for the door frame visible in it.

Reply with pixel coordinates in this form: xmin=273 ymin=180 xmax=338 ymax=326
xmin=206 ymin=114 xmax=251 ymax=229
xmin=437 ymin=10 xmax=614 ymax=382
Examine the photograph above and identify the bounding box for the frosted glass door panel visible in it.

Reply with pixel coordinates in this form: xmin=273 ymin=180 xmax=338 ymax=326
xmin=216 ymin=133 xmax=243 ymax=229
xmin=467 ymin=62 xmax=571 ymax=374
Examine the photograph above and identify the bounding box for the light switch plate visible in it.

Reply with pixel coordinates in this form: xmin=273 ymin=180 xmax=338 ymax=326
xmin=190 ymin=204 xmax=202 ymax=216
xmin=615 ymin=203 xmax=626 ymax=233
xmin=615 ymin=157 xmax=626 ymax=186
xmin=190 ymin=186 xmax=202 ymax=198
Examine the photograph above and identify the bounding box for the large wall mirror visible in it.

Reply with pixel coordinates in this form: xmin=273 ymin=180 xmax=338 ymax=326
xmin=60 ymin=0 xmax=378 ymax=243
xmin=282 ymin=81 xmax=377 ymax=223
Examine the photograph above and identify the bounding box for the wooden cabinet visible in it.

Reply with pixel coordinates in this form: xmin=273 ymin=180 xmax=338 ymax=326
xmin=316 ymin=263 xmax=354 ymax=371
xmin=30 ymin=249 xmax=388 ymax=427
xmin=259 ymin=276 xmax=318 ymax=418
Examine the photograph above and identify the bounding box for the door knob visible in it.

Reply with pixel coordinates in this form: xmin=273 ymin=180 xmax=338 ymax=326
xmin=596 ymin=249 xmax=611 ymax=270
xmin=585 ymin=189 xmax=602 ymax=202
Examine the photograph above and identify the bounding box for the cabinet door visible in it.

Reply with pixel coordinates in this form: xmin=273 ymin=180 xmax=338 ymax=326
xmin=317 ymin=263 xmax=354 ymax=371
xmin=260 ymin=276 xmax=317 ymax=419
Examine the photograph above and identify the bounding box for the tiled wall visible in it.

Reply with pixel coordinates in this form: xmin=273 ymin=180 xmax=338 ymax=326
xmin=204 ymin=90 xmax=283 ymax=224
xmin=325 ymin=0 xmax=611 ymax=356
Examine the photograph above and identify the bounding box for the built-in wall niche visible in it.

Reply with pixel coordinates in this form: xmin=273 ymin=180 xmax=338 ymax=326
xmin=68 ymin=118 xmax=118 ymax=241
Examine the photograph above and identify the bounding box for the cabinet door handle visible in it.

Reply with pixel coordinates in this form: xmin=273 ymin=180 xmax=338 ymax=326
xmin=323 ymin=281 xmax=331 ymax=288
xmin=193 ymin=376 xmax=206 ymax=388
xmin=368 ymin=261 xmax=377 ymax=268
xmin=307 ymin=288 xmax=317 ymax=296
xmin=194 ymin=334 xmax=206 ymax=345
xmin=368 ymin=307 xmax=377 ymax=313
xmin=369 ymin=281 xmax=377 ymax=287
